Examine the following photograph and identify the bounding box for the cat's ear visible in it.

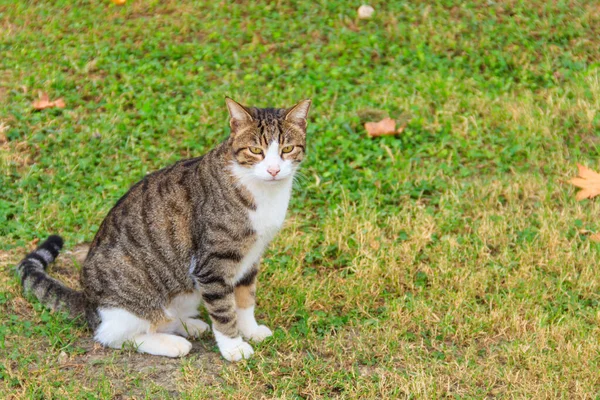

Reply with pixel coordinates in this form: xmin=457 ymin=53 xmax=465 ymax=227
xmin=285 ymin=99 xmax=311 ymax=125
xmin=225 ymin=97 xmax=253 ymax=127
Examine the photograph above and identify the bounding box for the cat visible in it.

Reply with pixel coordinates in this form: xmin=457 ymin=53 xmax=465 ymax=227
xmin=16 ymin=97 xmax=311 ymax=361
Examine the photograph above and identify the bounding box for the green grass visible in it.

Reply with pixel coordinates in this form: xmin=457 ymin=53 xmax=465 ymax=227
xmin=2 ymin=0 xmax=600 ymax=397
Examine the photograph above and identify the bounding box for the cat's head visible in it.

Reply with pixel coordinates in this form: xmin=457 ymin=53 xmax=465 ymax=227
xmin=226 ymin=97 xmax=311 ymax=183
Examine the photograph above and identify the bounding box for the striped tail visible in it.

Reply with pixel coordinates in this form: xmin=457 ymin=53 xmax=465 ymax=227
xmin=17 ymin=235 xmax=87 ymax=319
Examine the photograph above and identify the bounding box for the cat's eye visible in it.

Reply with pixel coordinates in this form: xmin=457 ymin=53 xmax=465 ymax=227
xmin=249 ymin=147 xmax=263 ymax=155
xmin=281 ymin=145 xmax=294 ymax=153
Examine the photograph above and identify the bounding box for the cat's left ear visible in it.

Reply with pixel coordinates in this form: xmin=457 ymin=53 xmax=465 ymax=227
xmin=285 ymin=99 xmax=311 ymax=127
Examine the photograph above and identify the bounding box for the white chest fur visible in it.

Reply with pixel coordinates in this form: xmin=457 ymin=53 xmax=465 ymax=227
xmin=247 ymin=180 xmax=292 ymax=237
xmin=231 ymin=167 xmax=293 ymax=283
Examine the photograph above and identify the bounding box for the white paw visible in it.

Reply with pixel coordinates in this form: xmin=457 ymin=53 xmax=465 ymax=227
xmin=177 ymin=318 xmax=210 ymax=338
xmin=134 ymin=333 xmax=192 ymax=358
xmin=220 ymin=341 xmax=254 ymax=362
xmin=161 ymin=335 xmax=193 ymax=357
xmin=214 ymin=330 xmax=254 ymax=362
xmin=236 ymin=306 xmax=273 ymax=342
xmin=246 ymin=325 xmax=273 ymax=342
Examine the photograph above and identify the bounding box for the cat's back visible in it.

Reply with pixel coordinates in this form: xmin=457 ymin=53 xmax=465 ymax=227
xmin=87 ymin=155 xmax=204 ymax=258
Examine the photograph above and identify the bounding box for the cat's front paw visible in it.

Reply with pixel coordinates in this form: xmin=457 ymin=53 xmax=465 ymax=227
xmin=221 ymin=340 xmax=254 ymax=362
xmin=214 ymin=330 xmax=254 ymax=362
xmin=245 ymin=325 xmax=273 ymax=342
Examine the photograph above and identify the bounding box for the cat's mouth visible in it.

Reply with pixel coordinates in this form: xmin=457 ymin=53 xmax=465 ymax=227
xmin=262 ymin=175 xmax=287 ymax=183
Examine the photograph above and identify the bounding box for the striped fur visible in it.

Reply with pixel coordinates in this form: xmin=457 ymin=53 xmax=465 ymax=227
xmin=16 ymin=235 xmax=88 ymax=320
xmin=16 ymin=98 xmax=310 ymax=360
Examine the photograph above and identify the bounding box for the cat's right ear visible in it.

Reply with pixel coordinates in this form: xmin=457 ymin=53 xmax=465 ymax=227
xmin=225 ymin=97 xmax=253 ymax=129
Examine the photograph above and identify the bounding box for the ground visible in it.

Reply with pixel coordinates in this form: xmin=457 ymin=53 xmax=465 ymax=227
xmin=1 ymin=0 xmax=600 ymax=398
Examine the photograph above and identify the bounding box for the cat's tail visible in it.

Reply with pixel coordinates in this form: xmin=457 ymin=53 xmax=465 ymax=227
xmin=16 ymin=235 xmax=87 ymax=320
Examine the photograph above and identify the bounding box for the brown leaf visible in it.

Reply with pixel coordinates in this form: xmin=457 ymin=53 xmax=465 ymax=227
xmin=365 ymin=117 xmax=404 ymax=137
xmin=0 ymin=122 xmax=8 ymax=147
xmin=29 ymin=237 xmax=40 ymax=249
xmin=569 ymin=164 xmax=600 ymax=201
xmin=32 ymin=93 xmax=66 ymax=110
xmin=589 ymin=233 xmax=600 ymax=243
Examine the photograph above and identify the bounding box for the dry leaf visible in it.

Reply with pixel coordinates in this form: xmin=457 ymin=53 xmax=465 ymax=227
xmin=0 ymin=122 xmax=8 ymax=147
xmin=32 ymin=93 xmax=66 ymax=110
xmin=364 ymin=117 xmax=404 ymax=137
xmin=569 ymin=164 xmax=600 ymax=201
xmin=589 ymin=233 xmax=600 ymax=242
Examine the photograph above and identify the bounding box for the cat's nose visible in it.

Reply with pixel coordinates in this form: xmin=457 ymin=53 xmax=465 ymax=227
xmin=267 ymin=165 xmax=280 ymax=177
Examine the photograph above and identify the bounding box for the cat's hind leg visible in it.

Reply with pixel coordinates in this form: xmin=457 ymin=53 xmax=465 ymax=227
xmin=159 ymin=317 xmax=210 ymax=338
xmin=130 ymin=333 xmax=192 ymax=357
xmin=94 ymin=308 xmax=192 ymax=357
xmin=158 ymin=291 xmax=210 ymax=338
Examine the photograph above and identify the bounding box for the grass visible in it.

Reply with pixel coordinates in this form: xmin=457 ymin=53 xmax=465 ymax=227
xmin=1 ymin=0 xmax=600 ymax=397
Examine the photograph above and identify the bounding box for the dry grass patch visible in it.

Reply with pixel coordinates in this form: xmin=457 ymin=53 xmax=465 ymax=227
xmin=237 ymin=173 xmax=600 ymax=398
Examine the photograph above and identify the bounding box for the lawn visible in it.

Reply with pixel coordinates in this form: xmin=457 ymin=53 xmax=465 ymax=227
xmin=1 ymin=0 xmax=600 ymax=398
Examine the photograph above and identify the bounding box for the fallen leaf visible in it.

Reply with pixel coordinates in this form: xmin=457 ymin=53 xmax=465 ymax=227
xmin=569 ymin=164 xmax=600 ymax=201
xmin=589 ymin=233 xmax=600 ymax=242
xmin=364 ymin=117 xmax=404 ymax=137
xmin=32 ymin=93 xmax=66 ymax=110
xmin=365 ymin=118 xmax=395 ymax=137
xmin=0 ymin=122 xmax=8 ymax=147
xmin=29 ymin=237 xmax=40 ymax=248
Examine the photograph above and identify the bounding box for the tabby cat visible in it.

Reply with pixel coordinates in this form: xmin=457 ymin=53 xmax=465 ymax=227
xmin=16 ymin=98 xmax=311 ymax=361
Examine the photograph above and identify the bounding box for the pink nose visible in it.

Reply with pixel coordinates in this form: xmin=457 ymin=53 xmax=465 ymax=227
xmin=267 ymin=165 xmax=280 ymax=177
